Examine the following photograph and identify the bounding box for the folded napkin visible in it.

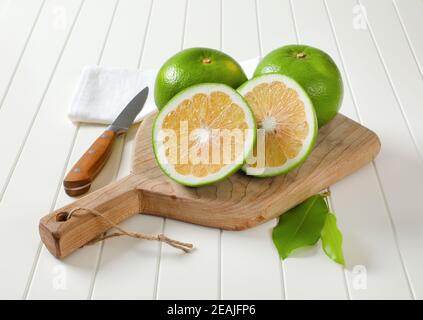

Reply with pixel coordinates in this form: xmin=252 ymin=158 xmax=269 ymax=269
xmin=68 ymin=58 xmax=260 ymax=124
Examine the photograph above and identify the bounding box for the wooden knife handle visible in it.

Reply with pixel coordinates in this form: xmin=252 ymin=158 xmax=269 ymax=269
xmin=63 ymin=129 xmax=117 ymax=196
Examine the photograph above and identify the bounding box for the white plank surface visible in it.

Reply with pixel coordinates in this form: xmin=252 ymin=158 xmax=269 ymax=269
xmin=361 ymin=0 xmax=423 ymax=159
xmin=0 ymin=0 xmax=44 ymax=109
xmin=0 ymin=0 xmax=422 ymax=299
xmin=23 ymin=0 xmax=120 ymax=299
xmin=261 ymin=0 xmax=348 ymax=300
xmin=393 ymin=0 xmax=423 ymax=74
xmin=91 ymin=125 xmax=163 ymax=300
xmin=0 ymin=0 xmax=86 ymax=299
xmin=91 ymin=0 xmax=165 ymax=300
xmin=156 ymin=0 xmax=221 ymax=300
xmin=28 ymin=0 xmax=157 ymax=300
xmin=291 ymin=0 xmax=411 ymax=300
xmin=0 ymin=0 xmax=82 ymax=199
xmin=220 ymin=0 xmax=282 ymax=300
xmin=325 ymin=0 xmax=422 ymax=298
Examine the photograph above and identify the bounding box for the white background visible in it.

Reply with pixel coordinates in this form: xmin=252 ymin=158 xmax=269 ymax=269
xmin=0 ymin=0 xmax=422 ymax=299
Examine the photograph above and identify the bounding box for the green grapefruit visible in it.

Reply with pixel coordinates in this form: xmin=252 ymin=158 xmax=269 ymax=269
xmin=254 ymin=45 xmax=343 ymax=127
xmin=153 ymin=83 xmax=256 ymax=187
xmin=238 ymin=74 xmax=317 ymax=177
xmin=154 ymin=48 xmax=248 ymax=110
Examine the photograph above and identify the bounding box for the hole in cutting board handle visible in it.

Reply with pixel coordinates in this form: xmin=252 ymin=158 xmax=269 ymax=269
xmin=56 ymin=212 xmax=70 ymax=222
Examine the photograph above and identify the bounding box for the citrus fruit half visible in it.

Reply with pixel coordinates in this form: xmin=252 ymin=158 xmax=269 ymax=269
xmin=238 ymin=74 xmax=317 ymax=177
xmin=254 ymin=45 xmax=343 ymax=127
xmin=153 ymin=83 xmax=256 ymax=186
xmin=154 ymin=47 xmax=247 ymax=109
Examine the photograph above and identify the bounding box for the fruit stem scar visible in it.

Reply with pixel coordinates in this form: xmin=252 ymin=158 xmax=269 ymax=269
xmin=296 ymin=52 xmax=306 ymax=59
xmin=202 ymin=57 xmax=212 ymax=64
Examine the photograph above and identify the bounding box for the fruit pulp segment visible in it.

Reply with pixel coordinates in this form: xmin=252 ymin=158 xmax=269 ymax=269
xmin=161 ymin=91 xmax=249 ymax=177
xmin=244 ymin=81 xmax=309 ymax=168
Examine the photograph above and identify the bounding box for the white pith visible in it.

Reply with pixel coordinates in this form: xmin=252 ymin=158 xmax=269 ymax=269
xmin=153 ymin=84 xmax=256 ymax=186
xmin=261 ymin=116 xmax=277 ymax=132
xmin=193 ymin=128 xmax=210 ymax=144
xmin=238 ymin=74 xmax=317 ymax=176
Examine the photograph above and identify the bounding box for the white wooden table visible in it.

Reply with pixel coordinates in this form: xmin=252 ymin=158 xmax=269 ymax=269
xmin=0 ymin=0 xmax=422 ymax=300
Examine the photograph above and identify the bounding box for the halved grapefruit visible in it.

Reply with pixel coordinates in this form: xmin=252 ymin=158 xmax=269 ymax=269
xmin=153 ymin=83 xmax=256 ymax=186
xmin=238 ymin=74 xmax=317 ymax=177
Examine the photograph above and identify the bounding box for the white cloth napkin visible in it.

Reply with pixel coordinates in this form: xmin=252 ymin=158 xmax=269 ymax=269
xmin=68 ymin=58 xmax=260 ymax=124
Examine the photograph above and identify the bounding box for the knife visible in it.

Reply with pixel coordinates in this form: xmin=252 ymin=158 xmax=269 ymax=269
xmin=63 ymin=86 xmax=149 ymax=196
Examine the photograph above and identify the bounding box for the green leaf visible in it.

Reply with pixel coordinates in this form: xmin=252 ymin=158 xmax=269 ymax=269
xmin=321 ymin=212 xmax=345 ymax=265
xmin=272 ymin=195 xmax=328 ymax=259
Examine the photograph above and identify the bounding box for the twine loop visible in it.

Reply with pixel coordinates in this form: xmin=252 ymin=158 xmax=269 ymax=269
xmin=56 ymin=208 xmax=193 ymax=253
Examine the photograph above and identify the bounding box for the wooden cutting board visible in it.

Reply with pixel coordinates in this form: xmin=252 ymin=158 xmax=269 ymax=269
xmin=39 ymin=112 xmax=380 ymax=258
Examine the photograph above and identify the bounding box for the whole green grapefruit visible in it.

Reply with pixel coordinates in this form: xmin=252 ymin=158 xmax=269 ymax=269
xmin=254 ymin=45 xmax=343 ymax=127
xmin=154 ymin=47 xmax=248 ymax=109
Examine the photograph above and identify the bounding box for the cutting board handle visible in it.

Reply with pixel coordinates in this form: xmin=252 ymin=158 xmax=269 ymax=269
xmin=39 ymin=174 xmax=141 ymax=259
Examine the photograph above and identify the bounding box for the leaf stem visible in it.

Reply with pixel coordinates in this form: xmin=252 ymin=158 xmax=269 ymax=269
xmin=320 ymin=190 xmax=331 ymax=198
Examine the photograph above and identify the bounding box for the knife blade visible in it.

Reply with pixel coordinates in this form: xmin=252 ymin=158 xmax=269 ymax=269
xmin=108 ymin=86 xmax=149 ymax=133
xmin=63 ymin=86 xmax=149 ymax=196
